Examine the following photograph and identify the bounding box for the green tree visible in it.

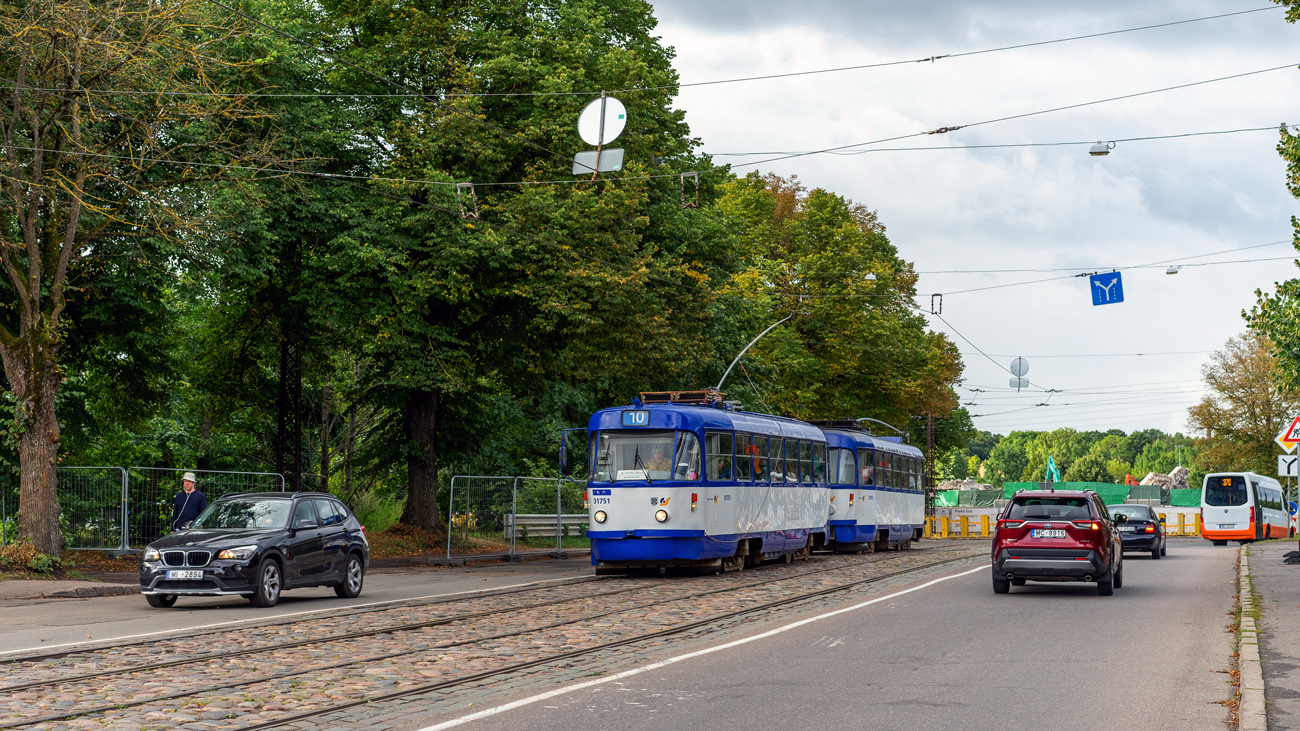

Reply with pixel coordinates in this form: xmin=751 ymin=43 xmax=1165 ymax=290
xmin=1187 ymin=333 xmax=1300 ymax=476
xmin=0 ymin=0 xmax=274 ymax=554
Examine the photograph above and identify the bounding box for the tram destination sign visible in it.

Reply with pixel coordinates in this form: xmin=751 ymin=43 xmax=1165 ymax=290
xmin=622 ymin=410 xmax=650 ymax=427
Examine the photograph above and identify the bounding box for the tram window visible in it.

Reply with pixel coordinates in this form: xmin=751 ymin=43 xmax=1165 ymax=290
xmin=831 ymin=448 xmax=856 ymax=486
xmin=812 ymin=443 xmax=827 ymax=483
xmin=859 ymin=451 xmax=872 ymax=486
xmin=674 ymin=432 xmax=702 ymax=481
xmin=590 ymin=430 xmax=675 ymax=481
xmin=800 ymin=441 xmax=813 ymax=485
xmin=908 ymin=459 xmax=917 ymax=489
xmin=767 ymin=438 xmax=782 ymax=482
xmin=753 ymin=436 xmax=769 ymax=483
xmin=783 ymin=439 xmax=799 ymax=483
xmin=705 ymin=432 xmax=734 ymax=482
xmin=735 ymin=434 xmax=753 ymax=482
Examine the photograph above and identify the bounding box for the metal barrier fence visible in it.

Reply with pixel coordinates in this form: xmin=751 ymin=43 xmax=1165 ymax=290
xmin=0 ymin=466 xmax=283 ymax=551
xmin=126 ymin=468 xmax=284 ymax=548
xmin=446 ymin=475 xmax=590 ymax=562
xmin=924 ymin=511 xmax=1206 ymax=539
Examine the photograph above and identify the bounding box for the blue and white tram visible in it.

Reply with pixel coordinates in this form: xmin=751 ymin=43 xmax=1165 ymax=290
xmin=816 ymin=421 xmax=926 ymax=551
xmin=584 ymin=393 xmax=831 ymax=571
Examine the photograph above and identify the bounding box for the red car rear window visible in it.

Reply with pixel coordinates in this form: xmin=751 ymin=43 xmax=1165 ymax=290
xmin=1006 ymin=496 xmax=1092 ymax=521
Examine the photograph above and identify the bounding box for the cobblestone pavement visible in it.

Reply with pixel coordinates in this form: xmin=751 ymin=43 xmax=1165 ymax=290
xmin=3 ymin=542 xmax=985 ymax=730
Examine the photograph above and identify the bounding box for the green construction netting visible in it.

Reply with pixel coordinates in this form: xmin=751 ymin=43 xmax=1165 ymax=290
xmin=1127 ymin=485 xmax=1162 ymax=501
xmin=1003 ymin=482 xmax=1132 ymax=505
xmin=1170 ymin=488 xmax=1201 ymax=507
xmin=958 ymin=490 xmax=1004 ymax=507
xmin=934 ymin=490 xmax=960 ymax=507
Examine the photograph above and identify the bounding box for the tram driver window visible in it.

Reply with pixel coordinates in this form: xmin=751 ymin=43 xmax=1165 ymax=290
xmin=674 ymin=432 xmax=702 ymax=481
xmin=705 ymin=432 xmax=734 ymax=482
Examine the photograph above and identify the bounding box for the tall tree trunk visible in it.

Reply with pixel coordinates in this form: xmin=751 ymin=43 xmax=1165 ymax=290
xmin=399 ymin=389 xmax=444 ymax=532
xmin=2 ymin=345 xmax=63 ymax=555
xmin=344 ymin=408 xmax=355 ymax=497
xmin=319 ymin=385 xmax=331 ymax=491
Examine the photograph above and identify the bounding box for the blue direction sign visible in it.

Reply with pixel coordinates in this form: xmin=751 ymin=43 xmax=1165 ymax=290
xmin=1089 ymin=272 xmax=1124 ymax=306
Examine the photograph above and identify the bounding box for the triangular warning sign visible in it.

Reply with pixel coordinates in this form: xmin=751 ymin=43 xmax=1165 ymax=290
xmin=1277 ymin=416 xmax=1300 ymax=453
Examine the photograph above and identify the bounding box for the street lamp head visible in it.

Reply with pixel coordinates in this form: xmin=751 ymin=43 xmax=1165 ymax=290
xmin=864 ymin=272 xmax=877 ymax=281
xmin=1166 ymin=266 xmax=1181 ymax=275
xmin=1089 ymin=141 xmax=1115 ymax=157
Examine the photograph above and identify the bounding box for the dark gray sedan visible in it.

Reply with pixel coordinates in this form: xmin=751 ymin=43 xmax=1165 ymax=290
xmin=1110 ymin=504 xmax=1167 ymax=559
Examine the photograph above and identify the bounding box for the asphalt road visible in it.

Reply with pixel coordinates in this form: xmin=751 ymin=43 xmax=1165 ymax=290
xmin=434 ymin=539 xmax=1235 ymax=731
xmin=0 ymin=557 xmax=593 ymax=655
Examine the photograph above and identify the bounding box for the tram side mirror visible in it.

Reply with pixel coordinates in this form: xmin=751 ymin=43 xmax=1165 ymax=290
xmin=559 ymin=438 xmax=568 ymax=475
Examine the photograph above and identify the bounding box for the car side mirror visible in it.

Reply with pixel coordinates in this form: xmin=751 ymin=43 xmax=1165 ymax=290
xmin=182 ymin=520 xmax=194 ymax=530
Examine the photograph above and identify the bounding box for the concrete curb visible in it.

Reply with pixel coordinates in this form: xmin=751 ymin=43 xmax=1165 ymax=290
xmin=43 ymin=584 xmax=140 ymax=599
xmin=1240 ymin=549 xmax=1267 ymax=731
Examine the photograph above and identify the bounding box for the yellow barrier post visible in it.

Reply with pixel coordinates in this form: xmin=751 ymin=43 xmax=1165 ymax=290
xmin=1177 ymin=513 xmax=1185 ymax=537
xmin=1195 ymin=513 xmax=1202 ymax=537
xmin=1158 ymin=512 xmax=1166 ymax=535
xmin=981 ymin=514 xmax=990 ymax=538
xmin=941 ymin=516 xmax=950 ymax=538
xmin=924 ymin=518 xmax=933 ymax=538
xmin=960 ymin=515 xmax=970 ymax=538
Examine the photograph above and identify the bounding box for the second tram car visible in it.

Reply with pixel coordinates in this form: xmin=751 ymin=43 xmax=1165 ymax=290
xmin=815 ymin=421 xmax=926 ymax=551
xmin=581 ymin=391 xmax=924 ymax=571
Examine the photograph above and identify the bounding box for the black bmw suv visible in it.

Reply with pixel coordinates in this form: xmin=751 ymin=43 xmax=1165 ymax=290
xmin=140 ymin=491 xmax=370 ymax=608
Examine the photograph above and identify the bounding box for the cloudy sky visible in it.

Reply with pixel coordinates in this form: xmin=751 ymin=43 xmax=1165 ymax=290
xmin=647 ymin=0 xmax=1300 ymax=437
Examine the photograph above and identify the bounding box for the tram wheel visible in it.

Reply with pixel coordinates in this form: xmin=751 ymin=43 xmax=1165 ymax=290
xmin=783 ymin=552 xmax=794 ymax=564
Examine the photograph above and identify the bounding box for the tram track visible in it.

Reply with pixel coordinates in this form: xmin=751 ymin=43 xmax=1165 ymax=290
xmin=0 ymin=545 xmax=945 ymax=691
xmin=0 ymin=548 xmax=984 ymax=730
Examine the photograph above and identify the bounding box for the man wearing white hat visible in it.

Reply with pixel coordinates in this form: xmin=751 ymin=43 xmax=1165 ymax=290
xmin=171 ymin=472 xmax=208 ymax=531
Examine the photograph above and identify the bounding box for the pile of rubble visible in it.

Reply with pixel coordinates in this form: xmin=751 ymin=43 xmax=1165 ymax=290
xmin=1138 ymin=465 xmax=1190 ymax=491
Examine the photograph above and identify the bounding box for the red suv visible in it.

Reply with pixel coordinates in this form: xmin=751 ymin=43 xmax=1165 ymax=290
xmin=991 ymin=489 xmax=1124 ymax=596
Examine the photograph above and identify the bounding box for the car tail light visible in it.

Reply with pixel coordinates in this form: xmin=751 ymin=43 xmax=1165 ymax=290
xmin=1144 ymin=524 xmax=1155 ymax=533
xmin=1250 ymin=506 xmax=1256 ymax=525
xmin=691 ymin=493 xmax=698 ymax=512
xmin=998 ymin=520 xmax=1024 ymax=529
xmin=1072 ymin=521 xmax=1100 ymax=530
xmin=360 ymin=525 xmax=366 ymax=534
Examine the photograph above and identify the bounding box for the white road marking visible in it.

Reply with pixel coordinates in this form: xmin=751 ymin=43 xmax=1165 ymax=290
xmin=0 ymin=574 xmax=593 ymax=656
xmin=418 ymin=563 xmax=986 ymax=730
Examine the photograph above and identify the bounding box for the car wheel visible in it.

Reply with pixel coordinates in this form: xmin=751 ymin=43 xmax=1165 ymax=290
xmin=145 ymin=594 xmax=177 ymax=608
xmin=992 ymin=576 xmax=1010 ymax=594
xmin=1113 ymin=561 xmax=1124 ymax=588
xmin=1151 ymin=546 xmax=1161 ymax=560
xmin=1011 ymin=578 xmax=1026 ymax=586
xmin=250 ymin=557 xmax=282 ymax=608
xmin=1097 ymin=577 xmax=1114 ymax=596
xmin=334 ymin=553 xmax=365 ymax=599
xmin=1160 ymin=542 xmax=1167 ymax=557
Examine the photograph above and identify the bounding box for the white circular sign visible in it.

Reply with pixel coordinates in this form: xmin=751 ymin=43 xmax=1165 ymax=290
xmin=577 ymin=97 xmax=627 ymax=146
xmin=1010 ymin=357 xmax=1029 ymax=377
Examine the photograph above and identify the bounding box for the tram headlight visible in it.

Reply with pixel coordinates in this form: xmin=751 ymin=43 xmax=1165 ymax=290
xmin=594 ymin=510 xmax=607 ymax=524
xmin=655 ymin=509 xmax=669 ymax=523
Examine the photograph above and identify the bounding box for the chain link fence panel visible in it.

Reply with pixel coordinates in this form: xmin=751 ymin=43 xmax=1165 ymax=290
xmin=446 ymin=476 xmax=516 ymax=561
xmin=59 ymin=467 xmax=128 ymax=550
xmin=127 ymin=468 xmax=284 ymax=547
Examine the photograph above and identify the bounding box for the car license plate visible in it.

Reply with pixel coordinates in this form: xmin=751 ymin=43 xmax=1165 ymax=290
xmin=1031 ymin=529 xmax=1066 ymax=538
xmin=1219 ymin=524 xmax=1234 ymax=529
xmin=1118 ymin=526 xmax=1136 ymax=532
xmin=166 ymin=570 xmax=202 ymax=580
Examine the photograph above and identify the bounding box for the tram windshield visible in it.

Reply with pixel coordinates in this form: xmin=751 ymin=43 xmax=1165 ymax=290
xmin=590 ymin=430 xmax=702 ymax=482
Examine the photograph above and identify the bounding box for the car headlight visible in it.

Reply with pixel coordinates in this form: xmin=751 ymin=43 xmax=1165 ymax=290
xmin=216 ymin=546 xmax=258 ymax=561
xmin=594 ymin=510 xmax=607 ymax=524
xmin=655 ymin=509 xmax=669 ymax=523
xmin=143 ymin=547 xmax=160 ymax=562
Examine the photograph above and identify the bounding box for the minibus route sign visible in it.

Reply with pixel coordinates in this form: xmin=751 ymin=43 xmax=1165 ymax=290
xmin=1276 ymin=416 xmax=1300 ymax=453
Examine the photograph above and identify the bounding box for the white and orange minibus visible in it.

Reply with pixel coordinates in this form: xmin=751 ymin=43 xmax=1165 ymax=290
xmin=1201 ymin=472 xmax=1290 ymax=545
